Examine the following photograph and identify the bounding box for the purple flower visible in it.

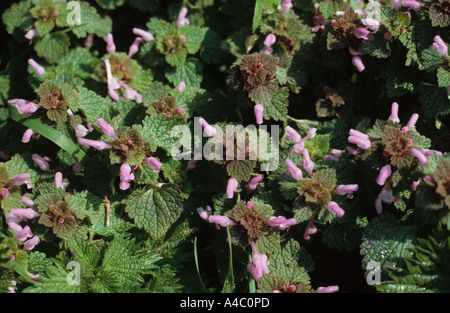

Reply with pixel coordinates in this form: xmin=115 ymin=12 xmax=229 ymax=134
xmin=198 ymin=117 xmax=217 ymax=137
xmin=23 ymin=235 xmax=40 ymax=251
xmin=301 ymin=149 xmax=314 ymax=176
xmin=28 ymin=59 xmax=45 ymax=75
xmin=326 ymin=201 xmax=345 ymax=217
xmin=32 ymin=154 xmax=50 ymax=171
xmin=333 ymin=184 xmax=359 ymax=198
xmin=266 ymin=216 xmax=297 ymax=230
xmin=176 ymin=81 xmax=186 ymax=92
xmin=119 ymin=81 xmax=143 ymax=104
xmin=348 ymin=129 xmax=371 ymax=150
xmin=412 ymin=179 xmax=421 ymax=191
xmin=317 ymin=285 xmax=339 ymax=293
xmin=17 ymin=225 xmax=33 ymax=242
xmin=22 ymin=128 xmax=34 ymax=143
xmin=285 ymin=159 xmax=303 ymax=180
xmin=285 ymin=126 xmax=301 ymax=143
xmin=196 ymin=206 xmax=211 ymax=221
xmin=128 ymin=37 xmax=143 ymax=58
xmin=254 ymin=104 xmax=264 ymax=125
xmin=412 ymin=148 xmax=428 ymax=167
xmin=106 ymin=33 xmax=116 ymax=55
xmin=8 ymin=174 xmax=31 ymax=187
xmin=290 ymin=128 xmax=316 ymax=154
xmin=263 ymin=34 xmax=276 ymax=54
xmin=8 ymin=99 xmax=39 ymax=117
xmin=375 ymin=184 xmax=393 ymax=214
xmin=402 ymin=1 xmax=421 ymax=11
xmin=145 ymin=157 xmax=162 ymax=173
xmin=25 ymin=28 xmax=37 ymax=40
xmin=21 ymin=197 xmax=34 ymax=208
xmin=177 ymin=7 xmax=189 ymax=28
xmin=362 ymin=18 xmax=380 ymax=31
xmin=96 ymin=118 xmax=118 ymax=139
xmin=303 ymin=217 xmax=318 ymax=241
xmin=2 ymin=188 xmax=8 ymax=197
xmin=279 ymin=0 xmax=293 ymax=16
xmin=119 ymin=162 xmax=135 ymax=190
xmin=78 ymin=138 xmax=111 ymax=150
xmin=388 ymin=102 xmax=400 ymax=123
xmin=352 ymin=56 xmax=365 ymax=72
xmin=226 ymin=178 xmax=241 ymax=198
xmin=376 ymin=164 xmax=392 ymax=186
xmin=391 ymin=0 xmax=401 ymax=10
xmin=247 ymin=175 xmax=263 ymax=192
xmin=132 ymin=28 xmax=155 ymax=42
xmin=10 ymin=208 xmax=40 ymax=220
xmin=208 ymin=215 xmax=234 ymax=229
xmin=354 ymin=27 xmax=371 ymax=40
xmin=247 ymin=241 xmax=270 ymax=283
xmin=430 ymin=36 xmax=448 ymax=61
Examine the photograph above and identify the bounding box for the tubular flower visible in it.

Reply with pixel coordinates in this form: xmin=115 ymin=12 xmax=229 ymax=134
xmin=317 ymin=285 xmax=339 ymax=293
xmin=402 ymin=1 xmax=421 ymax=11
xmin=348 ymin=129 xmax=371 ymax=150
xmin=132 ymin=28 xmax=154 ymax=42
xmin=388 ymin=102 xmax=400 ymax=123
xmin=304 ymin=217 xmax=318 ymax=241
xmin=32 ymin=154 xmax=50 ymax=171
xmin=145 ymin=157 xmax=163 ymax=173
xmin=301 ymin=149 xmax=314 ymax=177
xmin=197 ymin=206 xmax=234 ymax=229
xmin=96 ymin=118 xmax=118 ymax=139
xmin=290 ymin=128 xmax=317 ymax=154
xmin=247 ymin=175 xmax=263 ymax=193
xmin=22 ymin=129 xmax=35 ymax=143
xmin=254 ymin=104 xmax=264 ymax=125
xmin=326 ymin=201 xmax=345 ymax=217
xmin=8 ymin=99 xmax=39 ymax=117
xmin=412 ymin=148 xmax=428 ymax=167
xmin=119 ymin=162 xmax=134 ymax=190
xmin=285 ymin=126 xmax=301 ymax=143
xmin=332 ymin=184 xmax=359 ymax=199
xmin=263 ymin=34 xmax=276 ymax=54
xmin=128 ymin=37 xmax=143 ymax=58
xmin=352 ymin=55 xmax=365 ymax=72
xmin=376 ymin=165 xmax=392 ymax=186
xmin=55 ymin=172 xmax=68 ymax=189
xmin=176 ymin=81 xmax=186 ymax=92
xmin=362 ymin=18 xmax=380 ymax=31
xmin=266 ymin=216 xmax=297 ymax=230
xmin=279 ymin=0 xmax=293 ymax=16
xmin=285 ymin=159 xmax=303 ymax=180
xmin=247 ymin=241 xmax=270 ymax=283
xmin=375 ymin=184 xmax=393 ymax=214
xmin=430 ymin=36 xmax=449 ymax=61
xmin=106 ymin=33 xmax=116 ymax=55
xmin=176 ymin=7 xmax=189 ymax=28
xmin=226 ymin=178 xmax=241 ymax=198
xmin=312 ymin=3 xmax=326 ymax=32
xmin=198 ymin=117 xmax=217 ymax=137
xmin=28 ymin=59 xmax=45 ymax=75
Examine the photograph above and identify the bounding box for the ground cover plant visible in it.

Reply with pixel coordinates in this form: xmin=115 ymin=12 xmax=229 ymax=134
xmin=0 ymin=0 xmax=449 ymax=294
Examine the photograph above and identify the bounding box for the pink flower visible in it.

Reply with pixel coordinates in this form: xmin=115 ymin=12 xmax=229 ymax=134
xmin=198 ymin=117 xmax=216 ymax=137
xmin=375 ymin=184 xmax=393 ymax=214
xmin=28 ymin=59 xmax=45 ymax=75
xmin=317 ymin=285 xmax=339 ymax=293
xmin=362 ymin=18 xmax=380 ymax=31
xmin=55 ymin=172 xmax=68 ymax=189
xmin=25 ymin=28 xmax=37 ymax=40
xmin=303 ymin=217 xmax=318 ymax=241
xmin=132 ymin=28 xmax=155 ymax=42
xmin=348 ymin=129 xmax=371 ymax=150
xmin=119 ymin=81 xmax=143 ymax=104
xmin=430 ymin=36 xmax=448 ymax=61
xmin=8 ymin=174 xmax=31 ymax=187
xmin=226 ymin=178 xmax=240 ymax=198
xmin=67 ymin=109 xmax=90 ymax=138
xmin=333 ymin=184 xmax=359 ymax=199
xmin=388 ymin=102 xmax=400 ymax=123
xmin=128 ymin=37 xmax=143 ymax=58
xmin=354 ymin=27 xmax=371 ymax=40
xmin=290 ymin=128 xmax=317 ymax=154
xmin=402 ymin=1 xmax=421 ymax=11
xmin=32 ymin=154 xmax=50 ymax=171
xmin=96 ymin=118 xmax=118 ymax=139
xmin=352 ymin=56 xmax=365 ymax=72
xmin=10 ymin=208 xmax=40 ymax=220
xmin=376 ymin=164 xmax=392 ymax=186
xmin=412 ymin=179 xmax=421 ymax=191
xmin=301 ymin=149 xmax=314 ymax=176
xmin=22 ymin=128 xmax=34 ymax=143
xmin=266 ymin=216 xmax=296 ymax=230
xmin=8 ymin=99 xmax=39 ymax=117
xmin=254 ymin=104 xmax=264 ymax=125
xmin=104 ymin=59 xmax=121 ymax=101
xmin=1 ymin=188 xmax=8 ymax=197
xmin=145 ymin=157 xmax=162 ymax=173
xmin=412 ymin=148 xmax=428 ymax=167
xmin=208 ymin=215 xmax=234 ymax=229
xmin=279 ymin=0 xmax=293 ymax=16
xmin=247 ymin=175 xmax=263 ymax=192
xmin=177 ymin=7 xmax=189 ymax=28
xmin=23 ymin=235 xmax=40 ymax=251
xmin=402 ymin=113 xmax=419 ymax=133
xmin=119 ymin=162 xmax=135 ymax=190
xmin=17 ymin=225 xmax=33 ymax=242
xmin=21 ymin=197 xmax=34 ymax=207
xmin=106 ymin=33 xmax=116 ymax=55
xmin=186 ymin=153 xmax=202 ymax=170
xmin=285 ymin=126 xmax=301 ymax=143
xmin=327 ymin=201 xmax=345 ymax=217
xmin=176 ymin=81 xmax=186 ymax=92
xmin=391 ymin=0 xmax=401 ymax=10
xmin=285 ymin=159 xmax=303 ymax=180
xmin=263 ymin=34 xmax=276 ymax=54
xmin=77 ymin=137 xmax=111 ymax=150
xmin=196 ymin=206 xmax=211 ymax=221
xmin=247 ymin=241 xmax=270 ymax=283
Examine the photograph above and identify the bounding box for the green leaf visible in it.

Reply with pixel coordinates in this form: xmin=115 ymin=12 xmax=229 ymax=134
xmin=2 ymin=0 xmax=34 ymax=35
xmin=165 ymin=48 xmax=187 ymax=67
xmin=263 ymin=87 xmax=289 ymax=121
xmin=418 ymin=84 xmax=450 ymax=118
xmin=165 ymin=58 xmax=203 ymax=88
xmin=437 ymin=66 xmax=450 ymax=88
xmin=71 ymin=1 xmax=112 ymax=39
xmin=362 ymin=32 xmax=391 ymax=59
xmin=200 ymin=28 xmax=227 ymax=64
xmin=178 ymin=25 xmax=206 ymax=55
xmin=78 ymin=86 xmax=111 ymax=123
xmin=226 ymin=160 xmax=257 ymax=182
xmin=34 ymin=32 xmax=71 ymax=64
xmin=125 ymin=184 xmax=183 ymax=240
xmin=252 ymin=0 xmax=279 ymax=33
